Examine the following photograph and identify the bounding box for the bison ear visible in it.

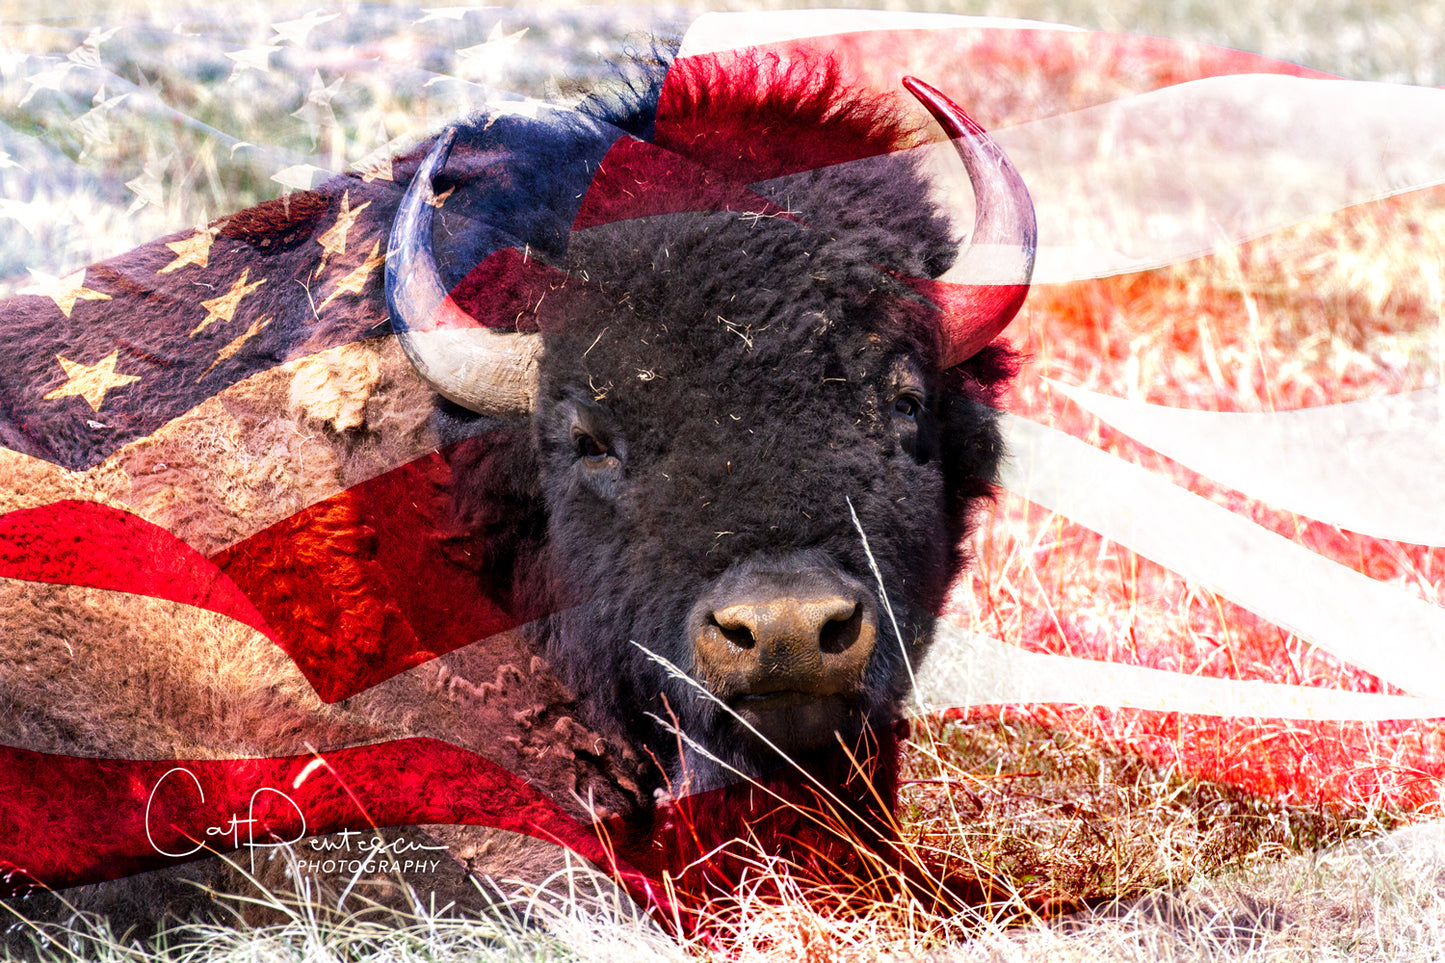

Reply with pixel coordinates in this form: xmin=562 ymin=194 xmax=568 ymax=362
xmin=440 ymin=426 xmax=551 ymax=619
xmin=934 ymin=389 xmax=1007 ymax=571
xmin=935 ymin=341 xmax=1023 ymax=524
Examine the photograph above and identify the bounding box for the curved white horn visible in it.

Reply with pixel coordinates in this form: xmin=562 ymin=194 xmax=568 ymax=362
xmin=903 ymin=77 xmax=1037 ymax=367
xmin=386 ymin=128 xmax=543 ymax=414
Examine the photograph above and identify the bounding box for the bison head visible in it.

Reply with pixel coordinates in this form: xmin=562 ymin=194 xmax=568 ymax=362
xmin=386 ymin=60 xmax=1034 ymax=791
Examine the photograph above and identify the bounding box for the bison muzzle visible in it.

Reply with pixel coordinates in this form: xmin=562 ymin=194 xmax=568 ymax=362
xmin=693 ymin=555 xmax=879 ymax=755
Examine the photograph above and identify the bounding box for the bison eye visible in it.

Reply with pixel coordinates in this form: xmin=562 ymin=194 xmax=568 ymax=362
xmin=892 ymin=394 xmax=922 ymax=420
xmin=576 ymin=433 xmax=611 ymax=463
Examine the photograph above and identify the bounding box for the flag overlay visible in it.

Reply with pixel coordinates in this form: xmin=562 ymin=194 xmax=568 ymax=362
xmin=2 ymin=4 xmax=1443 ymax=937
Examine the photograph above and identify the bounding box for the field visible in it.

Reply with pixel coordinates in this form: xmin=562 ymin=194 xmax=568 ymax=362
xmin=2 ymin=2 xmax=1443 ymax=960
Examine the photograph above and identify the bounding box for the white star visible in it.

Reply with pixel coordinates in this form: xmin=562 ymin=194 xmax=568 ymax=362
xmin=18 ymin=60 xmax=76 ymax=107
xmin=353 ymin=151 xmax=394 ymax=183
xmin=157 ymin=221 xmax=225 ymax=274
xmin=454 ymin=23 xmax=529 ymax=86
xmin=225 ymin=44 xmax=281 ymax=76
xmin=482 ymin=97 xmax=548 ymax=121
xmin=201 ymin=314 xmax=273 ymax=379
xmin=271 ymin=164 xmax=327 ymax=191
xmin=68 ymin=26 xmax=121 ymax=69
xmin=20 ymin=269 xmax=112 ymax=318
xmin=125 ymin=153 xmax=170 ymax=213
xmin=91 ymin=87 xmax=127 ymax=111
xmin=314 ymin=191 xmax=373 ymax=274
xmin=72 ymin=91 xmax=129 ymax=160
xmin=290 ymin=71 xmax=345 ymax=129
xmin=270 ymin=11 xmax=339 ymax=46
xmin=0 ymin=200 xmax=34 ymax=233
xmin=42 ymin=351 xmax=140 ymax=412
xmin=190 ymin=268 xmax=266 ymax=337
xmin=0 ymin=49 xmax=28 ymax=75
xmin=416 ymin=7 xmax=471 ymax=23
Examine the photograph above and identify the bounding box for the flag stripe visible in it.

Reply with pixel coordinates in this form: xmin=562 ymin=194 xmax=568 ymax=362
xmin=995 ymin=75 xmax=1445 ymax=282
xmin=0 ymin=500 xmax=275 ymax=642
xmin=0 ymin=738 xmax=660 ymax=910
xmin=680 ymin=16 xmax=1334 ymax=100
xmin=4 ymin=8 xmax=1442 ymax=914
xmin=0 ymin=338 xmax=452 ymax=559
xmin=949 ymin=703 xmax=1445 ymax=809
xmin=210 ymin=441 xmax=538 ymax=703
xmin=571 ymin=137 xmax=792 ymax=231
xmin=0 ymin=577 xmax=340 ymax=762
xmin=1049 ymin=382 xmax=1445 ymax=546
xmin=998 ymin=414 xmax=1445 ymax=698
xmin=0 ymin=187 xmax=398 ymax=472
xmin=922 ymin=622 xmax=1445 ymax=721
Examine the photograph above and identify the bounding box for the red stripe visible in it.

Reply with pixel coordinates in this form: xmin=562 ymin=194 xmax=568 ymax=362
xmin=571 ymin=136 xmax=794 ymax=231
xmin=655 ymin=50 xmax=911 ymax=181
xmin=904 ymin=277 xmax=1031 ymax=363
xmin=693 ymin=27 xmax=1337 ymax=132
xmin=0 ymin=500 xmax=276 ymax=642
xmin=950 ymin=705 xmax=1445 ymax=811
xmin=211 ymin=442 xmax=537 ymax=703
xmin=0 ymin=738 xmax=664 ymax=913
xmin=448 ymin=246 xmax=588 ymax=334
xmin=0 ymin=445 xmax=537 ymax=708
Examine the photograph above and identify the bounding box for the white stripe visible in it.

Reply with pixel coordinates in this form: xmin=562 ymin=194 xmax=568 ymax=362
xmin=991 ymin=74 xmax=1445 ymax=281
xmin=678 ymin=11 xmax=1080 ymax=59
xmin=997 ymin=414 xmax=1445 ymax=699
xmin=919 ymin=621 xmax=1445 ymax=721
xmin=1050 ymin=383 xmax=1445 ymax=546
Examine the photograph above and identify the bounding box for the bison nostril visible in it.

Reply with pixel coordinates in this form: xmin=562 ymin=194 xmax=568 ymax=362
xmin=817 ymin=605 xmax=862 ymax=655
xmin=696 ymin=586 xmax=878 ymax=703
xmin=708 ymin=615 xmax=757 ymax=651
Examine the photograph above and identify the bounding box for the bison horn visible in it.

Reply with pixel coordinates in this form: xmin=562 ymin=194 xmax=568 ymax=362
xmin=385 ymin=128 xmax=543 ymax=414
xmin=902 ymin=77 xmax=1037 ymax=368
xmin=388 ymin=85 xmax=1033 ymax=407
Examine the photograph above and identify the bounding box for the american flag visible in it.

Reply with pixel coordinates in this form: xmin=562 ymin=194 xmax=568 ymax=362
xmin=2 ymin=5 xmax=1443 ymax=928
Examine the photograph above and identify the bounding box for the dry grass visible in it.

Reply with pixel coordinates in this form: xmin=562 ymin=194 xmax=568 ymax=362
xmin=3 ymin=208 xmax=1440 ymax=962
xmin=636 ymin=709 xmax=1430 ymax=962
xmin=3 ymin=855 xmax=688 ymax=963
xmin=900 ymin=716 xmax=1364 ymax=913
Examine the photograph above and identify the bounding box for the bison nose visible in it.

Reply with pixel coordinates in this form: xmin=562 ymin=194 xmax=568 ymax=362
xmin=694 ymin=578 xmax=878 ymax=700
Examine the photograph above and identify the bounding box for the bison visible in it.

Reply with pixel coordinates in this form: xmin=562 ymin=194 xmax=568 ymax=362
xmin=387 ymin=56 xmax=1034 ymax=795
xmin=0 ymin=52 xmax=1033 ymax=941
xmin=378 ymin=53 xmax=1036 ymax=903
